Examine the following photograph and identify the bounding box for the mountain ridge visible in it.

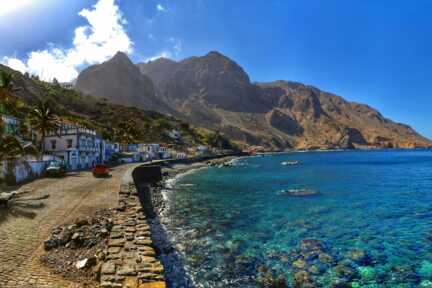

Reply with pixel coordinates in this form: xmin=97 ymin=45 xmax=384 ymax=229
xmin=75 ymin=51 xmax=173 ymax=115
xmin=77 ymin=51 xmax=431 ymax=150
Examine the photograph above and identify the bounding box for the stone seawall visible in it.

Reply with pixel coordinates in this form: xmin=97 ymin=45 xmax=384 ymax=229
xmin=99 ymin=154 xmax=246 ymax=288
xmin=99 ymin=165 xmax=166 ymax=288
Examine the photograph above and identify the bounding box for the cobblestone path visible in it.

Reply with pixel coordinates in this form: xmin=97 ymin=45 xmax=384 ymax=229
xmin=0 ymin=164 xmax=135 ymax=288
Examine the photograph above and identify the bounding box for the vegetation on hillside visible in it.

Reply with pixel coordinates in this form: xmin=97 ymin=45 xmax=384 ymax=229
xmin=0 ymin=71 xmax=39 ymax=185
xmin=0 ymin=65 xmax=238 ymax=151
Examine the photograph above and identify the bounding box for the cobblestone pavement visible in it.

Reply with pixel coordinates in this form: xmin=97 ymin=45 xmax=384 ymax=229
xmin=0 ymin=164 xmax=136 ymax=288
xmin=99 ymin=183 xmax=165 ymax=288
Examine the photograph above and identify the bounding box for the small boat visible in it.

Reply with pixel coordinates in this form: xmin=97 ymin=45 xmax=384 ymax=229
xmin=281 ymin=160 xmax=299 ymax=166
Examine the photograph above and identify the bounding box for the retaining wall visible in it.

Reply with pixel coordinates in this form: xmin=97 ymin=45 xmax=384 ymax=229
xmin=1 ymin=160 xmax=48 ymax=184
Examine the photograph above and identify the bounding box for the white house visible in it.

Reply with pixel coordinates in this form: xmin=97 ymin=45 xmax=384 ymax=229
xmin=44 ymin=122 xmax=104 ymax=170
xmin=175 ymin=152 xmax=187 ymax=159
xmin=138 ymin=144 xmax=160 ymax=159
xmin=104 ymin=141 xmax=120 ymax=161
xmin=159 ymin=146 xmax=172 ymax=159
xmin=196 ymin=145 xmax=210 ymax=156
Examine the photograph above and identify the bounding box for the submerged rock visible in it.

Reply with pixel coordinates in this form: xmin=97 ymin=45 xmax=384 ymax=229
xmin=292 ymin=258 xmax=307 ymax=270
xmin=334 ymin=263 xmax=356 ymax=279
xmin=318 ymin=253 xmax=333 ymax=264
xmin=418 ymin=261 xmax=432 ymax=278
xmin=420 ymin=280 xmax=432 ymax=287
xmin=258 ymin=273 xmax=287 ymax=288
xmin=294 ymin=270 xmax=314 ymax=287
xmin=300 ymin=239 xmax=325 ymax=253
xmin=358 ymin=266 xmax=376 ymax=281
xmin=346 ymin=248 xmax=370 ymax=265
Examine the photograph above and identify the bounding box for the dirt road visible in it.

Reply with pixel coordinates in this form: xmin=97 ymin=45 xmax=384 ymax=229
xmin=0 ymin=164 xmax=135 ymax=288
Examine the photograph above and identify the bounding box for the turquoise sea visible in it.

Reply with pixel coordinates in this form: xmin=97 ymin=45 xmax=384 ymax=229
xmin=162 ymin=150 xmax=432 ymax=287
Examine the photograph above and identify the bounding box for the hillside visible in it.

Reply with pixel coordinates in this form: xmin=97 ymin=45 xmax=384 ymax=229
xmin=0 ymin=64 xmax=211 ymax=148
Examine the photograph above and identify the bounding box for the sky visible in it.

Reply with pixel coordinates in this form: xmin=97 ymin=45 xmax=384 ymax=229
xmin=0 ymin=0 xmax=431 ymax=138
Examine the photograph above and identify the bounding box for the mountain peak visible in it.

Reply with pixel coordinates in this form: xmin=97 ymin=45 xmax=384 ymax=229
xmin=205 ymin=51 xmax=230 ymax=59
xmin=109 ymin=51 xmax=132 ymax=64
xmin=146 ymin=57 xmax=177 ymax=65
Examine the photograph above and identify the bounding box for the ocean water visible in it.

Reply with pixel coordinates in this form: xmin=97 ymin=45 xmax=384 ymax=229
xmin=161 ymin=150 xmax=432 ymax=287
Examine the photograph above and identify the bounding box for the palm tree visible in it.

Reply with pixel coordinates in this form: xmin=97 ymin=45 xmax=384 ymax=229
xmin=0 ymin=134 xmax=39 ymax=185
xmin=29 ymin=101 xmax=59 ymax=154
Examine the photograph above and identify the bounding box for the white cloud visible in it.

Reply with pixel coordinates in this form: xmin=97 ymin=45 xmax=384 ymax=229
xmin=145 ymin=51 xmax=172 ymax=62
xmin=2 ymin=0 xmax=133 ymax=82
xmin=156 ymin=4 xmax=166 ymax=12
xmin=4 ymin=57 xmax=27 ymax=74
xmin=144 ymin=37 xmax=182 ymax=62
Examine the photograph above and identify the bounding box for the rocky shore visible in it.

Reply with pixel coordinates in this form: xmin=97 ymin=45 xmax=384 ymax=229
xmin=142 ymin=156 xmax=243 ymax=288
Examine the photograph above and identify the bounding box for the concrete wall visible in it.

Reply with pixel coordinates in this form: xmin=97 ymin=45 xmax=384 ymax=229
xmin=132 ymin=165 xmax=162 ymax=185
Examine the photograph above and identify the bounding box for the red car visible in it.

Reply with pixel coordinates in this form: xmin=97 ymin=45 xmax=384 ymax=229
xmin=92 ymin=165 xmax=110 ymax=178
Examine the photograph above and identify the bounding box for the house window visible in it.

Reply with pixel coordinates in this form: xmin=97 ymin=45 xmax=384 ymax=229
xmin=67 ymin=139 xmax=73 ymax=148
xmin=51 ymin=140 xmax=56 ymax=150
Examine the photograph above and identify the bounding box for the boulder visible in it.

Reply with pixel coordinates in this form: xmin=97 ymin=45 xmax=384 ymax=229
xmin=75 ymin=257 xmax=97 ymax=270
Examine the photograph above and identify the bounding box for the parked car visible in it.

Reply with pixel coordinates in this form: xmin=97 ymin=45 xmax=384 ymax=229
xmin=45 ymin=161 xmax=66 ymax=177
xmin=92 ymin=164 xmax=110 ymax=178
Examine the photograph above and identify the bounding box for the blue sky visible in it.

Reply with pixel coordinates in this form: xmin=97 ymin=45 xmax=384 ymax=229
xmin=0 ymin=0 xmax=431 ymax=138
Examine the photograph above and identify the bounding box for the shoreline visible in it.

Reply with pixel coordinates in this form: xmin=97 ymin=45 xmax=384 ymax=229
xmin=145 ymin=155 xmax=244 ymax=288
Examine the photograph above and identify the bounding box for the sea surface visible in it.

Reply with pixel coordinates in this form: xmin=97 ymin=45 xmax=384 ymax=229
xmin=161 ymin=150 xmax=432 ymax=287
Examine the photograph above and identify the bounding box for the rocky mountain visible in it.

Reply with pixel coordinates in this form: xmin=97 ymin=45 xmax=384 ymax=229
xmin=83 ymin=51 xmax=432 ymax=149
xmin=136 ymin=58 xmax=179 ymax=92
xmin=75 ymin=52 xmax=172 ymax=114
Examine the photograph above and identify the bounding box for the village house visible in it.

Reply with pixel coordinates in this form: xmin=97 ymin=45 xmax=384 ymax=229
xmin=196 ymin=145 xmax=210 ymax=156
xmin=175 ymin=152 xmax=187 ymax=159
xmin=138 ymin=144 xmax=160 ymax=159
xmin=104 ymin=141 xmax=120 ymax=161
xmin=59 ymin=82 xmax=75 ymax=90
xmin=1 ymin=114 xmax=19 ymax=135
xmin=43 ymin=122 xmax=104 ymax=170
xmin=159 ymin=145 xmax=172 ymax=159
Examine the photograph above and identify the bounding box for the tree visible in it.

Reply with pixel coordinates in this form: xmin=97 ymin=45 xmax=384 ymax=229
xmin=29 ymin=101 xmax=59 ymax=153
xmin=154 ymin=118 xmax=172 ymax=130
xmin=0 ymin=70 xmax=12 ymax=89
xmin=205 ymin=131 xmax=235 ymax=150
xmin=0 ymin=135 xmax=39 ymax=185
xmin=0 ymin=70 xmax=24 ymax=118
